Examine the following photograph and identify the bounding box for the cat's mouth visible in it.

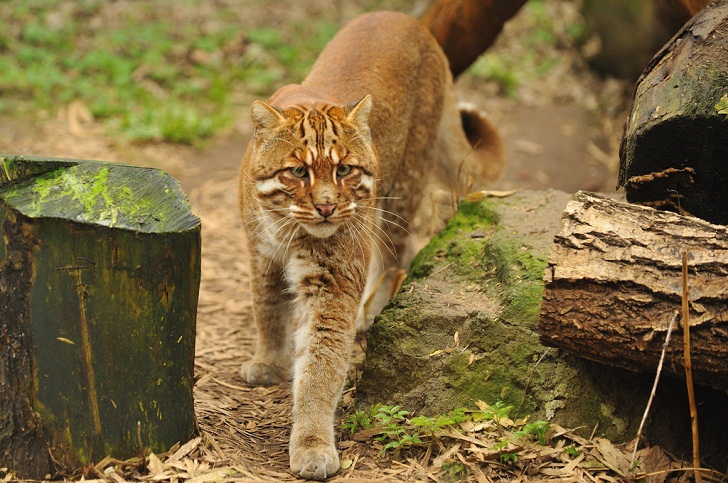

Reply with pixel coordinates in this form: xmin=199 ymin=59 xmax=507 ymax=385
xmin=301 ymin=219 xmax=341 ymax=238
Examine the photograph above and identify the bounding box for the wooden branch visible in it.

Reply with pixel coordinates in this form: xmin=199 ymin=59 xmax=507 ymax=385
xmin=539 ymin=191 xmax=728 ymax=391
xmin=0 ymin=155 xmax=201 ymax=478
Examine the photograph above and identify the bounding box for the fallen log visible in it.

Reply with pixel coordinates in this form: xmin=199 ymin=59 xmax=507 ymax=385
xmin=0 ymin=155 xmax=201 ymax=479
xmin=539 ymin=191 xmax=728 ymax=392
xmin=618 ymin=0 xmax=728 ymax=225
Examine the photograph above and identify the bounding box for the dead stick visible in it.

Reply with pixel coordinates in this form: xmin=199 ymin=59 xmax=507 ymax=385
xmin=682 ymin=250 xmax=701 ymax=482
xmin=629 ymin=310 xmax=678 ymax=472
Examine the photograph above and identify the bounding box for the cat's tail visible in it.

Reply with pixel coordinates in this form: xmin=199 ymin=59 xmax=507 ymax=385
xmin=434 ymin=91 xmax=505 ymax=195
xmin=458 ymin=102 xmax=505 ymax=185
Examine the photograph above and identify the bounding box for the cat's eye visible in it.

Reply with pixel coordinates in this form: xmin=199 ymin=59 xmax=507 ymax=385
xmin=336 ymin=165 xmax=352 ymax=177
xmin=290 ymin=166 xmax=308 ymax=178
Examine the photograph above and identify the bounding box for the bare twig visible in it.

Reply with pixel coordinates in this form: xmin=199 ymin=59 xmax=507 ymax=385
xmin=682 ymin=250 xmax=702 ymax=482
xmin=630 ymin=310 xmax=679 ymax=471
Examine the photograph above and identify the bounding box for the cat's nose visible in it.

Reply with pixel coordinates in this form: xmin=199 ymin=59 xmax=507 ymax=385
xmin=315 ymin=204 xmax=336 ymax=218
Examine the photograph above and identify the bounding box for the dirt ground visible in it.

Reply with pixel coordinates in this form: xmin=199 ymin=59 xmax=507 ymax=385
xmin=0 ymin=1 xmax=642 ymax=481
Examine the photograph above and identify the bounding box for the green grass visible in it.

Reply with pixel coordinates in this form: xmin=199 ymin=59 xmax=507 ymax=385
xmin=466 ymin=0 xmax=579 ymax=98
xmin=0 ymin=1 xmax=337 ymax=144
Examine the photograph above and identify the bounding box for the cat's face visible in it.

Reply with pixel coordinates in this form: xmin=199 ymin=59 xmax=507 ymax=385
xmin=247 ymin=96 xmax=378 ymax=239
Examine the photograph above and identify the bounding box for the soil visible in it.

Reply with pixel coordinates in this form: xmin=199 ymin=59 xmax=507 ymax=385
xmin=0 ymin=1 xmax=646 ymax=481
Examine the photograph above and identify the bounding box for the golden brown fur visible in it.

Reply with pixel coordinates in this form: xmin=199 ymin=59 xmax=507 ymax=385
xmin=238 ymin=11 xmax=503 ymax=479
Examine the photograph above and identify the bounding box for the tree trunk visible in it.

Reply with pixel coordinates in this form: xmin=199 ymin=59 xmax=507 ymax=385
xmin=539 ymin=191 xmax=728 ymax=392
xmin=618 ymin=0 xmax=728 ymax=225
xmin=0 ymin=155 xmax=201 ymax=479
xmin=420 ymin=0 xmax=527 ymax=78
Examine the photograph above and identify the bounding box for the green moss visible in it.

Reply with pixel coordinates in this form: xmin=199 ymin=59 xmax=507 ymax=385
xmin=409 ymin=199 xmax=498 ymax=281
xmin=0 ymin=159 xmax=196 ymax=233
xmin=0 ymin=154 xmax=77 ymax=186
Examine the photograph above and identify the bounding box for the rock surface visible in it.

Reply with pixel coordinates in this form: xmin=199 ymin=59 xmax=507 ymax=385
xmin=357 ymin=190 xmax=728 ymax=465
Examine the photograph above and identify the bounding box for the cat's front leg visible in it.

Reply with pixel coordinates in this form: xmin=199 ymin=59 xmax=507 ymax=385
xmin=240 ymin=257 xmax=293 ymax=386
xmin=289 ymin=309 xmax=355 ymax=479
xmin=287 ymin=258 xmax=364 ymax=479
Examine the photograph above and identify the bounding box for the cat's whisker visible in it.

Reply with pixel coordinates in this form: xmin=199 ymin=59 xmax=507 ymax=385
xmin=241 ymin=172 xmax=266 ymax=186
xmin=243 ymin=207 xmax=289 ymax=228
xmin=351 ymin=219 xmax=385 ymax=270
xmin=250 ymin=213 xmax=297 ymax=246
xmin=354 ymin=214 xmax=398 ymax=263
xmin=269 ymin=215 xmax=297 ymax=239
xmin=282 ymin=225 xmax=302 ymax=262
xmin=246 ymin=212 xmax=293 ymax=240
xmin=355 ymin=212 xmax=400 ymax=250
xmin=357 ymin=196 xmax=405 ymax=202
xmin=264 ymin=219 xmax=298 ymax=278
xmin=359 ymin=205 xmax=411 ymax=232
xmin=343 ymin=222 xmax=367 ymax=267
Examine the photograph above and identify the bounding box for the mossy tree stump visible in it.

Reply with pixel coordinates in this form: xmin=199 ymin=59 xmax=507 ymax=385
xmin=0 ymin=155 xmax=200 ymax=479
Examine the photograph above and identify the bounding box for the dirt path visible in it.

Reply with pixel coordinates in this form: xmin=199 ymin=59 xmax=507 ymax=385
xmin=0 ymin=1 xmax=633 ymax=478
xmin=0 ymin=86 xmax=626 ymax=482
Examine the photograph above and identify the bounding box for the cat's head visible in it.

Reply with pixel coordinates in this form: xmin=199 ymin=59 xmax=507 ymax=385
xmin=247 ymin=95 xmax=378 ymax=239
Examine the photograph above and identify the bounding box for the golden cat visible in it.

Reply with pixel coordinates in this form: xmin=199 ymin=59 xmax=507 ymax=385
xmin=238 ymin=11 xmax=503 ymax=479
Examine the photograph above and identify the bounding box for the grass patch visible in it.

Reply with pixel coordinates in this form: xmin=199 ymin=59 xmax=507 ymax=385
xmin=466 ymin=0 xmax=580 ymax=98
xmin=0 ymin=1 xmax=337 ymax=144
xmin=342 ymin=402 xmax=551 ymax=463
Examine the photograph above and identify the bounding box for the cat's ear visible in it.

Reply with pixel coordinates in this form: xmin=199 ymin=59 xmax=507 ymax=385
xmin=346 ymin=95 xmax=372 ymax=128
xmin=251 ymin=100 xmax=285 ymax=134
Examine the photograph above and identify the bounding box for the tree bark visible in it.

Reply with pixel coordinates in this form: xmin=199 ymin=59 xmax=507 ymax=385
xmin=420 ymin=0 xmax=527 ymax=78
xmin=0 ymin=155 xmax=201 ymax=478
xmin=539 ymin=191 xmax=728 ymax=392
xmin=618 ymin=0 xmax=728 ymax=225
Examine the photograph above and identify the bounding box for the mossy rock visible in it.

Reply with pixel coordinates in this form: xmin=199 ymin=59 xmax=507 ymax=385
xmin=359 ymin=190 xmax=654 ymax=443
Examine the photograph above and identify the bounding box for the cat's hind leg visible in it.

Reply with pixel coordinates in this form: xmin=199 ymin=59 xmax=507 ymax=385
xmin=240 ymin=263 xmax=293 ymax=386
xmin=356 ymin=196 xmax=415 ymax=330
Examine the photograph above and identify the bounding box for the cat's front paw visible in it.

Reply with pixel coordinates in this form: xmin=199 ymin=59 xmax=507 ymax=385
xmin=240 ymin=360 xmax=289 ymax=386
xmin=290 ymin=444 xmax=339 ymax=480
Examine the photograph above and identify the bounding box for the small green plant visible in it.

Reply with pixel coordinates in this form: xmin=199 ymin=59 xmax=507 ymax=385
xmin=342 ymin=409 xmax=373 ymax=434
xmin=411 ymin=407 xmax=469 ymax=434
xmin=500 ymin=451 xmax=518 ymax=464
xmin=564 ymin=444 xmax=581 ymax=458
xmin=515 ymin=419 xmax=550 ymax=445
xmin=473 ymin=400 xmax=513 ymax=424
xmin=441 ymin=462 xmax=468 ymax=482
xmin=342 ymin=402 xmax=551 ymax=458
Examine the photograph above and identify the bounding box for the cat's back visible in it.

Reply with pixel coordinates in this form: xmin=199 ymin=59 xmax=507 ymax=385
xmin=301 ymin=11 xmax=448 ymax=107
xmin=296 ymin=11 xmax=450 ymax=190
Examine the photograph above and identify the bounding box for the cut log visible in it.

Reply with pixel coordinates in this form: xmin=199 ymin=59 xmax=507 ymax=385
xmin=539 ymin=191 xmax=728 ymax=392
xmin=618 ymin=0 xmax=728 ymax=225
xmin=0 ymin=155 xmax=201 ymax=479
xmin=420 ymin=0 xmax=527 ymax=78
